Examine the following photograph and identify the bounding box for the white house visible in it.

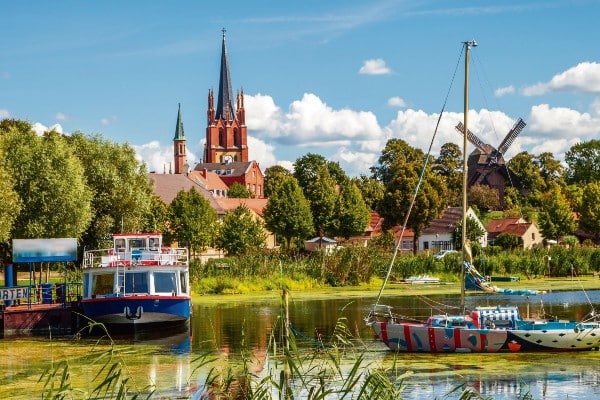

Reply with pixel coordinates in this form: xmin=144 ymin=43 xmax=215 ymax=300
xmin=418 ymin=207 xmax=487 ymax=252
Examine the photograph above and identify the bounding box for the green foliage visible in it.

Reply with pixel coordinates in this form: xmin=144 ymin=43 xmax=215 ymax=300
xmin=305 ymin=165 xmax=338 ymax=236
xmin=538 ymin=185 xmax=576 ymax=241
xmin=0 ymin=139 xmax=21 ymax=244
xmin=352 ymin=174 xmax=384 ymax=211
xmin=578 ymin=181 xmax=600 ymax=242
xmin=216 ymin=205 xmax=267 ymax=255
xmin=432 ymin=142 xmax=462 ymax=206
xmin=468 ymin=184 xmax=500 ymax=212
xmin=453 ymin=215 xmax=486 ymax=250
xmin=227 ymin=182 xmax=253 ymax=198
xmin=332 ymin=180 xmax=371 ymax=239
xmin=565 ymin=139 xmax=600 ymax=184
xmin=169 ymin=188 xmax=217 ymax=253
xmin=494 ymin=233 xmax=523 ymax=250
xmin=142 ymin=194 xmax=170 ymax=234
xmin=264 ymin=175 xmax=314 ymax=249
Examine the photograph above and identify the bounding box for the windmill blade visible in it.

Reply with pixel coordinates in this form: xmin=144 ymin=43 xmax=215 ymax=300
xmin=455 ymin=121 xmax=489 ymax=154
xmin=498 ymin=118 xmax=526 ymax=155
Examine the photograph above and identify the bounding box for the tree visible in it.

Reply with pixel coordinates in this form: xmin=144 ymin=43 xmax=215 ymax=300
xmin=432 ymin=142 xmax=462 ymax=206
xmin=494 ymin=233 xmax=522 ymax=250
xmin=578 ymin=181 xmax=600 ymax=243
xmin=333 ymin=180 xmax=370 ymax=239
xmin=216 ymin=205 xmax=267 ymax=255
xmin=263 ymin=176 xmax=313 ymax=250
xmin=537 ymin=185 xmax=576 ymax=242
xmin=352 ymin=175 xmax=384 ymax=211
xmin=227 ymin=182 xmax=252 ymax=198
xmin=264 ymin=165 xmax=293 ymax=197
xmin=68 ymin=133 xmax=153 ymax=249
xmin=169 ymin=188 xmax=217 ymax=254
xmin=293 ymin=153 xmax=348 ymax=192
xmin=468 ymin=184 xmax=500 ymax=212
xmin=304 ymin=165 xmax=338 ymax=237
xmin=0 ymin=137 xmax=21 ymax=254
xmin=536 ymin=152 xmax=564 ymax=188
xmin=453 ymin=215 xmax=486 ymax=250
xmin=2 ymin=124 xmax=92 ymax=239
xmin=565 ymin=139 xmax=600 ymax=185
xmin=508 ymin=151 xmax=545 ymax=201
xmin=142 ymin=195 xmax=170 ymax=235
xmin=375 ymin=140 xmax=447 ymax=252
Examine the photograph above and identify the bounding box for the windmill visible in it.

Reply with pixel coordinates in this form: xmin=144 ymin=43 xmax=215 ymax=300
xmin=455 ymin=118 xmax=526 ymax=206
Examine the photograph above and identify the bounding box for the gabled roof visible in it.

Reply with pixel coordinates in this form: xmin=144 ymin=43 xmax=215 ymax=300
xmin=486 ymin=217 xmax=525 ymax=234
xmin=216 ymin=198 xmax=268 ymax=217
xmin=148 ymin=173 xmax=225 ymax=214
xmin=501 ymin=222 xmax=533 ymax=237
xmin=188 ymin=169 xmax=229 ymax=192
xmin=194 ymin=161 xmax=254 ymax=177
xmin=421 ymin=207 xmax=464 ymax=235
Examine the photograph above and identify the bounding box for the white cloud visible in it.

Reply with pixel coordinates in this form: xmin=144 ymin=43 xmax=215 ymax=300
xmin=528 ymin=104 xmax=599 ymax=140
xmin=133 ymin=140 xmax=198 ymax=173
xmin=55 ymin=112 xmax=70 ymax=121
xmin=101 ymin=115 xmax=118 ymax=126
xmin=248 ymin=136 xmax=278 ymax=170
xmin=31 ymin=122 xmax=64 ymax=136
xmin=522 ymin=62 xmax=600 ymax=96
xmin=387 ymin=96 xmax=406 ymax=108
xmin=494 ymin=85 xmax=515 ymax=97
xmin=0 ymin=109 xmax=9 ymax=119
xmin=358 ymin=58 xmax=391 ymax=75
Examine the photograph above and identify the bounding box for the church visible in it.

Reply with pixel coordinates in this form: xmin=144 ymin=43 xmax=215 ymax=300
xmin=153 ymin=30 xmax=265 ymax=201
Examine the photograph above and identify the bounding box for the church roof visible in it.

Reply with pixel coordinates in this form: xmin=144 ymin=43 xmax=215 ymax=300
xmin=216 ymin=29 xmax=235 ymax=120
xmin=194 ymin=161 xmax=254 ymax=177
xmin=148 ymin=173 xmax=225 ymax=214
xmin=216 ymin=198 xmax=268 ymax=217
xmin=173 ymin=103 xmax=185 ymax=140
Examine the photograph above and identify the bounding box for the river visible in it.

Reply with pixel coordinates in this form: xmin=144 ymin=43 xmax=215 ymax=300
xmin=1 ymin=289 xmax=599 ymax=399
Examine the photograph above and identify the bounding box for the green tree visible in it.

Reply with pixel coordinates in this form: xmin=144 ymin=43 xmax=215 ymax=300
xmin=494 ymin=233 xmax=522 ymax=250
xmin=508 ymin=151 xmax=545 ymax=201
xmin=263 ymin=176 xmax=313 ymax=250
xmin=169 ymin=188 xmax=217 ymax=254
xmin=293 ymin=153 xmax=348 ymax=192
xmin=352 ymin=175 xmax=384 ymax=211
xmin=468 ymin=184 xmax=500 ymax=212
xmin=216 ymin=205 xmax=267 ymax=255
xmin=0 ymin=137 xmax=22 ymax=251
xmin=227 ymin=182 xmax=252 ymax=198
xmin=68 ymin=133 xmax=153 ymax=249
xmin=578 ymin=181 xmax=600 ymax=243
xmin=305 ymin=165 xmax=338 ymax=237
xmin=142 ymin=195 xmax=170 ymax=235
xmin=375 ymin=139 xmax=447 ymax=252
xmin=453 ymin=215 xmax=486 ymax=250
xmin=264 ymin=165 xmax=293 ymax=197
xmin=538 ymin=185 xmax=576 ymax=242
xmin=2 ymin=124 xmax=92 ymax=239
xmin=536 ymin=152 xmax=564 ymax=188
xmin=565 ymin=139 xmax=600 ymax=184
xmin=333 ymin=180 xmax=370 ymax=239
xmin=432 ymin=142 xmax=462 ymax=206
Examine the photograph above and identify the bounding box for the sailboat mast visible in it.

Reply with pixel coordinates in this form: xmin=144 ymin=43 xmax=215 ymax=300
xmin=461 ymin=40 xmax=477 ymax=311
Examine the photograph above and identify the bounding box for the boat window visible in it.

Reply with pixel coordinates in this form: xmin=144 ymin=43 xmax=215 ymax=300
xmin=129 ymin=238 xmax=145 ymax=250
xmin=155 ymin=272 xmax=177 ymax=293
xmin=149 ymin=237 xmax=160 ymax=250
xmin=124 ymin=272 xmax=149 ymax=294
xmin=180 ymin=271 xmax=188 ymax=294
xmin=92 ymin=273 xmax=114 ymax=296
xmin=115 ymin=238 xmax=126 ymax=252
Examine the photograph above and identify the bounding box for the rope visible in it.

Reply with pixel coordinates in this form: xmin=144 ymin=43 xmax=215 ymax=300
xmin=288 ymin=323 xmax=326 ymax=349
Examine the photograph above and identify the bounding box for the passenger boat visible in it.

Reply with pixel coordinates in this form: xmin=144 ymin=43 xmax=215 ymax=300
xmin=81 ymin=232 xmax=191 ymax=333
xmin=366 ymin=40 xmax=600 ymax=352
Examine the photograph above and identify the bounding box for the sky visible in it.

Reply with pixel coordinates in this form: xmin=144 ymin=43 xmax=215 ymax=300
xmin=2 ymin=1 xmax=600 ymax=177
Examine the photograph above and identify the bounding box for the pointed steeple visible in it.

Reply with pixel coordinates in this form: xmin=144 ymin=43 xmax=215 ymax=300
xmin=216 ymin=28 xmax=235 ymax=120
xmin=174 ymin=103 xmax=185 ymax=140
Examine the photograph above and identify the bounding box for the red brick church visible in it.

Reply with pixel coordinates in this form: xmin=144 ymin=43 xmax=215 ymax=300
xmin=169 ymin=30 xmax=264 ymax=199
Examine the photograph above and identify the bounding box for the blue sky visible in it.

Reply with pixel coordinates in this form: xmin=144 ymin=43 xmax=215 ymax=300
xmin=3 ymin=1 xmax=600 ymax=176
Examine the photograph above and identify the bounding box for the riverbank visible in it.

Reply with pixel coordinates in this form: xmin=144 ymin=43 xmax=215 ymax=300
xmin=193 ymin=275 xmax=600 ymax=304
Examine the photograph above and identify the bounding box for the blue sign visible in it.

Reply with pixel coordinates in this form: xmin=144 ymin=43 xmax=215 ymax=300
xmin=0 ymin=286 xmax=30 ymax=300
xmin=13 ymin=238 xmax=77 ymax=262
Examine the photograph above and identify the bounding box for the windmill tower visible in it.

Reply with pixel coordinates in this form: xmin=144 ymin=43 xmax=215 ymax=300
xmin=455 ymin=118 xmax=526 ymax=206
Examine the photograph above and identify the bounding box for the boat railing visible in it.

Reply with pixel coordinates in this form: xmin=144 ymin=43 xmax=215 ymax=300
xmin=83 ymin=247 xmax=188 ymax=269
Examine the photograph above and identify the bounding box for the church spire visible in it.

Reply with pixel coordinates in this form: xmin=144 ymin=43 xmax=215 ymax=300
xmin=173 ymin=103 xmax=187 ymax=174
xmin=216 ymin=28 xmax=235 ymax=120
xmin=174 ymin=103 xmax=185 ymax=140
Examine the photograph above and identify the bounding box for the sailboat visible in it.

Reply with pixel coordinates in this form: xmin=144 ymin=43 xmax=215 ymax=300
xmin=366 ymin=40 xmax=600 ymax=352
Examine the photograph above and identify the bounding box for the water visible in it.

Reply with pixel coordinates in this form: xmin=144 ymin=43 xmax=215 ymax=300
xmin=1 ymin=290 xmax=599 ymax=399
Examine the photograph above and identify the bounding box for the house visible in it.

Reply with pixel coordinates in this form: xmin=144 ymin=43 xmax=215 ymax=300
xmin=215 ymin=197 xmax=276 ymax=249
xmin=193 ymin=160 xmax=264 ymax=198
xmin=188 ymin=168 xmax=229 ymax=198
xmin=418 ymin=206 xmax=487 ymax=252
xmin=486 ymin=217 xmax=543 ymax=249
xmin=343 ymin=211 xmax=414 ymax=251
xmin=304 ymin=236 xmax=338 ymax=254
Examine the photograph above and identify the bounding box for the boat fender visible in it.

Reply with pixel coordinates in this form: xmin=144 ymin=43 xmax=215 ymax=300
xmin=574 ymin=323 xmax=585 ymax=333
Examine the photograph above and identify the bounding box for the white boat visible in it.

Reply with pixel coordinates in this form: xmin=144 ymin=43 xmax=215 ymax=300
xmin=366 ymin=40 xmax=600 ymax=352
xmin=405 ymin=275 xmax=440 ymax=284
xmin=81 ymin=232 xmax=191 ymax=333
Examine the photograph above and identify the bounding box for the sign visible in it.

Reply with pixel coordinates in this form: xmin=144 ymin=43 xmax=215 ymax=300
xmin=0 ymin=286 xmax=30 ymax=301
xmin=12 ymin=238 xmax=77 ymax=263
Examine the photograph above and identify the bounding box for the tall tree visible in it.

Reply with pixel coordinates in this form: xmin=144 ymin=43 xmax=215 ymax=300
xmin=468 ymin=184 xmax=500 ymax=212
xmin=432 ymin=142 xmax=462 ymax=206
xmin=537 ymin=185 xmax=576 ymax=242
xmin=508 ymin=151 xmax=545 ymax=201
xmin=68 ymin=133 xmax=153 ymax=249
xmin=169 ymin=188 xmax=217 ymax=254
xmin=142 ymin=194 xmax=170 ymax=235
xmin=263 ymin=176 xmax=313 ymax=250
xmin=370 ymin=139 xmax=424 ymax=186
xmin=0 ymin=134 xmax=22 ymax=253
xmin=227 ymin=182 xmax=252 ymax=198
xmin=578 ymin=181 xmax=600 ymax=243
xmin=453 ymin=215 xmax=486 ymax=250
xmin=304 ymin=165 xmax=338 ymax=237
xmin=2 ymin=123 xmax=92 ymax=239
xmin=293 ymin=153 xmax=348 ymax=192
xmin=333 ymin=180 xmax=371 ymax=239
xmin=565 ymin=139 xmax=600 ymax=184
xmin=216 ymin=205 xmax=267 ymax=255
xmin=352 ymin=175 xmax=384 ymax=211
xmin=264 ymin=165 xmax=293 ymax=197
xmin=535 ymin=152 xmax=564 ymax=188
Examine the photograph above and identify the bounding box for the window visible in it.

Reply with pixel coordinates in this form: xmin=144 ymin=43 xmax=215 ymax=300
xmin=123 ymin=272 xmax=149 ymax=294
xmin=180 ymin=271 xmax=188 ymax=294
xmin=154 ymin=272 xmax=177 ymax=294
xmin=92 ymin=273 xmax=114 ymax=296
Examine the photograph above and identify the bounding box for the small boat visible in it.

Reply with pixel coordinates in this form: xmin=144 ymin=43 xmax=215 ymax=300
xmin=366 ymin=40 xmax=600 ymax=352
xmin=404 ymin=275 xmax=440 ymax=284
xmin=81 ymin=232 xmax=191 ymax=333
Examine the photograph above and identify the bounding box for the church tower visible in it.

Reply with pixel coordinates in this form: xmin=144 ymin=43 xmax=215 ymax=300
xmin=204 ymin=29 xmax=248 ymax=164
xmin=173 ymin=103 xmax=187 ymax=174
